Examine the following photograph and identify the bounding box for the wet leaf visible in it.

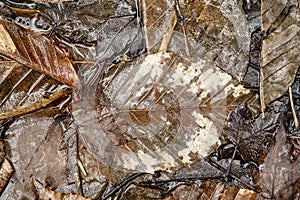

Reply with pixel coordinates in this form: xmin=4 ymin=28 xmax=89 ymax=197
xmin=243 ymin=29 xmax=262 ymax=91
xmin=177 ymin=0 xmax=251 ymax=77
xmin=0 ymin=58 xmax=72 ymax=120
xmin=0 ymin=17 xmax=79 ymax=87
xmin=141 ymin=0 xmax=176 ymax=53
xmin=0 ymin=158 xmax=13 ymax=193
xmin=222 ymin=104 xmax=281 ymax=164
xmin=260 ymin=2 xmax=300 ymax=112
xmin=1 ymin=111 xmax=80 ymax=199
xmin=257 ymin=124 xmax=300 ymax=199
xmin=34 ymin=180 xmax=90 ymax=200
xmin=87 ymin=51 xmax=260 ymax=174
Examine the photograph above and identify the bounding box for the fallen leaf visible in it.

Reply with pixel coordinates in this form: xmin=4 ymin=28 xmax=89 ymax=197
xmin=0 ymin=17 xmax=79 ymax=87
xmin=0 ymin=58 xmax=72 ymax=120
xmin=222 ymin=104 xmax=281 ymax=164
xmin=243 ymin=29 xmax=262 ymax=91
xmin=257 ymin=123 xmax=300 ymax=199
xmin=260 ymin=3 xmax=300 ymax=112
xmin=1 ymin=111 xmax=80 ymax=199
xmin=141 ymin=0 xmax=176 ymax=53
xmin=176 ymin=0 xmax=251 ymax=78
xmin=34 ymin=180 xmax=90 ymax=200
xmin=0 ymin=158 xmax=13 ymax=193
xmin=91 ymin=51 xmax=260 ymax=174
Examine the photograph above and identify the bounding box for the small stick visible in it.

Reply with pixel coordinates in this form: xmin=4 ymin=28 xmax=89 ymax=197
xmin=207 ymin=157 xmax=260 ymax=192
xmin=77 ymin=159 xmax=87 ymax=177
xmin=289 ymin=86 xmax=299 ymax=130
xmin=73 ymin=60 xmax=95 ymax=64
xmin=101 ymin=172 xmax=147 ymax=200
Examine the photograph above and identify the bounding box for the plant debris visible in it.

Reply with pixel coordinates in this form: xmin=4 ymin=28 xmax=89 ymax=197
xmin=0 ymin=0 xmax=299 ymax=199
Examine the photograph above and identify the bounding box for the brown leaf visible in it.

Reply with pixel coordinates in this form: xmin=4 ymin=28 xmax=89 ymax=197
xmin=221 ymin=104 xmax=281 ymax=164
xmin=257 ymin=124 xmax=300 ymax=199
xmin=176 ymin=0 xmax=251 ymax=77
xmin=0 ymin=158 xmax=13 ymax=193
xmin=0 ymin=58 xmax=72 ymax=120
xmin=34 ymin=180 xmax=90 ymax=200
xmin=90 ymin=51 xmax=260 ymax=173
xmin=141 ymin=0 xmax=177 ymax=52
xmin=260 ymin=3 xmax=300 ymax=112
xmin=0 ymin=17 xmax=79 ymax=87
xmin=1 ymin=111 xmax=80 ymax=199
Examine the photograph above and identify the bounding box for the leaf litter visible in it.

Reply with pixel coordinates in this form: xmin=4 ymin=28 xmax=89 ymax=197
xmin=0 ymin=0 xmax=299 ymax=199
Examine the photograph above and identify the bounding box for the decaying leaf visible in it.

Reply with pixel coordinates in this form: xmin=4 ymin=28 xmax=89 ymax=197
xmin=221 ymin=104 xmax=281 ymax=164
xmin=0 ymin=158 xmax=13 ymax=193
xmin=0 ymin=17 xmax=79 ymax=87
xmin=1 ymin=112 xmax=80 ymax=199
xmin=90 ymin=50 xmax=259 ymax=173
xmin=243 ymin=29 xmax=262 ymax=91
xmin=176 ymin=0 xmax=251 ymax=77
xmin=0 ymin=58 xmax=72 ymax=121
xmin=258 ymin=124 xmax=300 ymax=199
xmin=141 ymin=0 xmax=176 ymax=53
xmin=34 ymin=180 xmax=90 ymax=200
xmin=260 ymin=2 xmax=300 ymax=112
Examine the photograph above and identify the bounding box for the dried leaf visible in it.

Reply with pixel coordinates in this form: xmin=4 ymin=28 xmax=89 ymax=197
xmin=260 ymin=3 xmax=300 ymax=112
xmin=0 ymin=158 xmax=13 ymax=193
xmin=142 ymin=0 xmax=176 ymax=53
xmin=0 ymin=17 xmax=79 ymax=87
xmin=90 ymin=51 xmax=259 ymax=173
xmin=222 ymin=104 xmax=281 ymax=164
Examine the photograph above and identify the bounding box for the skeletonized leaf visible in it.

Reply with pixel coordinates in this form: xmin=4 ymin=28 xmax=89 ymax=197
xmin=86 ymin=51 xmax=260 ymax=173
xmin=0 ymin=17 xmax=79 ymax=87
xmin=260 ymin=3 xmax=300 ymax=112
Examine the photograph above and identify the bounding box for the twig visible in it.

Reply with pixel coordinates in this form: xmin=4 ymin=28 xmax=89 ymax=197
xmin=207 ymin=157 xmax=260 ymax=193
xmin=100 ymin=172 xmax=147 ymax=200
xmin=289 ymin=86 xmax=299 ymax=130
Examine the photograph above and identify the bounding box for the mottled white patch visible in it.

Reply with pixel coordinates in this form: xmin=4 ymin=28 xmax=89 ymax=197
xmin=225 ymin=84 xmax=250 ymax=97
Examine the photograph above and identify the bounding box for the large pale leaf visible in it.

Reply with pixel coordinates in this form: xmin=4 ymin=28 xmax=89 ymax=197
xmin=73 ymin=51 xmax=259 ymax=177
xmin=260 ymin=3 xmax=300 ymax=112
xmin=0 ymin=17 xmax=79 ymax=87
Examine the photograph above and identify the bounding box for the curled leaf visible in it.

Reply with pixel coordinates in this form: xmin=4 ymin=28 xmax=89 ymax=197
xmin=0 ymin=18 xmax=79 ymax=87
